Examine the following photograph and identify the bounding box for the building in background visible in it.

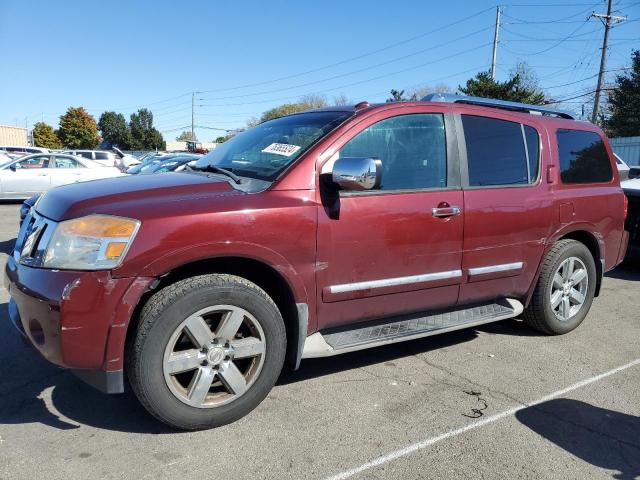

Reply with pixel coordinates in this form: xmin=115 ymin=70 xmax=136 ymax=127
xmin=610 ymin=136 xmax=640 ymax=167
xmin=0 ymin=124 xmax=28 ymax=146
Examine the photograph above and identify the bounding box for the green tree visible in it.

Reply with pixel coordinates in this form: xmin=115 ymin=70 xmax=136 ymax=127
xmin=604 ymin=50 xmax=640 ymax=137
xmin=176 ymin=130 xmax=195 ymax=141
xmin=259 ymin=94 xmax=328 ymax=122
xmin=386 ymin=89 xmax=407 ymax=102
xmin=32 ymin=122 xmax=62 ymax=149
xmin=459 ymin=70 xmax=546 ymax=104
xmin=98 ymin=111 xmax=131 ymax=149
xmin=215 ymin=134 xmax=234 ymax=143
xmin=129 ymin=108 xmax=165 ymax=150
xmin=58 ymin=107 xmax=101 ymax=149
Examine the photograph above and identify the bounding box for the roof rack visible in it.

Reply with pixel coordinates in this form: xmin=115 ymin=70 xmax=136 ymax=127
xmin=421 ymin=93 xmax=574 ymax=120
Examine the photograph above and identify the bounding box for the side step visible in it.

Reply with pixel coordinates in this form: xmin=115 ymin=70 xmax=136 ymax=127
xmin=302 ymin=299 xmax=523 ymax=358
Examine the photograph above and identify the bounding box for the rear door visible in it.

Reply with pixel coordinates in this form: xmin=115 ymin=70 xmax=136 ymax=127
xmin=49 ymin=155 xmax=88 ymax=186
xmin=457 ymin=112 xmax=552 ymax=304
xmin=316 ymin=107 xmax=464 ymax=330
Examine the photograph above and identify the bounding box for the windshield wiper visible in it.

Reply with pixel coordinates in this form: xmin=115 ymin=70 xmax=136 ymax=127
xmin=188 ymin=164 xmax=242 ymax=184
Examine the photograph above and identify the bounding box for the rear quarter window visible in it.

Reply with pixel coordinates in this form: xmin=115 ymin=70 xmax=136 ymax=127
xmin=557 ymin=129 xmax=613 ymax=184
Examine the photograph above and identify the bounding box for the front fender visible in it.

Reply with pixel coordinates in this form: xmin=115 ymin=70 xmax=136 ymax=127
xmin=139 ymin=241 xmax=310 ymax=305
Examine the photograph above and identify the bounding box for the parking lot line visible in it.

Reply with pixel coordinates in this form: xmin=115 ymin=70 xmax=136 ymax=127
xmin=323 ymin=357 xmax=640 ymax=480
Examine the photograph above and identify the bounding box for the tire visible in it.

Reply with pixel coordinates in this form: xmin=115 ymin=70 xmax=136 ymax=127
xmin=126 ymin=274 xmax=286 ymax=430
xmin=523 ymin=239 xmax=597 ymax=335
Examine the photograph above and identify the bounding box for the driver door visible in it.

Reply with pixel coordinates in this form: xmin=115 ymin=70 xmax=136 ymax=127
xmin=1 ymin=155 xmax=52 ymax=196
xmin=316 ymin=109 xmax=464 ymax=330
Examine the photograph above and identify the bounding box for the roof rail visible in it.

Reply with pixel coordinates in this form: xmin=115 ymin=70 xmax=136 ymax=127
xmin=421 ymin=93 xmax=574 ymax=120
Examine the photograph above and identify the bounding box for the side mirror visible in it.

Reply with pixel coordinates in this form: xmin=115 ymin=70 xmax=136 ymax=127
xmin=629 ymin=167 xmax=640 ymax=180
xmin=331 ymin=157 xmax=382 ymax=191
xmin=9 ymin=163 xmax=20 ymax=171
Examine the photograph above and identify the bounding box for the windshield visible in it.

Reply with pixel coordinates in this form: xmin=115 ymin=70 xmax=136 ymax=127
xmin=194 ymin=111 xmax=352 ymax=180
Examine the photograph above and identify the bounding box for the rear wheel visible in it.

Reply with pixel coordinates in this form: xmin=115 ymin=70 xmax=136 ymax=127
xmin=127 ymin=274 xmax=286 ymax=430
xmin=523 ymin=239 xmax=597 ymax=335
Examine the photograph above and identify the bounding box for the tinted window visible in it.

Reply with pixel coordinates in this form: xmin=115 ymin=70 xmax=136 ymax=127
xmin=339 ymin=114 xmax=446 ymax=190
xmin=78 ymin=151 xmax=93 ymax=159
xmin=462 ymin=115 xmax=532 ymax=186
xmin=17 ymin=155 xmax=49 ymax=169
xmin=95 ymin=152 xmax=111 ymax=160
xmin=557 ymin=130 xmax=613 ymax=184
xmin=54 ymin=156 xmax=83 ymax=168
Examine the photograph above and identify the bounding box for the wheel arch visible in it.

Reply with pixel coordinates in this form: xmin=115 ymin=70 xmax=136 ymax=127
xmin=525 ymin=226 xmax=604 ymax=306
xmin=120 ymin=256 xmax=309 ymax=372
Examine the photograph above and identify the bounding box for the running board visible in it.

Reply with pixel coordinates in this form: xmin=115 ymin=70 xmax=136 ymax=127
xmin=302 ymin=299 xmax=523 ymax=358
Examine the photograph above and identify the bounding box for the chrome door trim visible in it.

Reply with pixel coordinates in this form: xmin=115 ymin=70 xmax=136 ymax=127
xmin=328 ymin=269 xmax=463 ymax=295
xmin=467 ymin=262 xmax=523 ymax=276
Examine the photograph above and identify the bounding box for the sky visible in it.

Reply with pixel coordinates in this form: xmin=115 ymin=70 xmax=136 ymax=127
xmin=0 ymin=0 xmax=638 ymax=143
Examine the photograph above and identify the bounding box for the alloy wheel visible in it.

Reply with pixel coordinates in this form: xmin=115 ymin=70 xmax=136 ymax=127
xmin=162 ymin=305 xmax=266 ymax=408
xmin=549 ymin=257 xmax=589 ymax=321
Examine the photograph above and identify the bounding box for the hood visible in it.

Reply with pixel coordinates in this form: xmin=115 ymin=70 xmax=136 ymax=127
xmin=622 ymin=178 xmax=640 ymax=196
xmin=37 ymin=172 xmax=241 ymax=221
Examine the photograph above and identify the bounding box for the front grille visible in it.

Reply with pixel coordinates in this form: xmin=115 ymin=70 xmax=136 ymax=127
xmin=14 ymin=211 xmax=57 ymax=267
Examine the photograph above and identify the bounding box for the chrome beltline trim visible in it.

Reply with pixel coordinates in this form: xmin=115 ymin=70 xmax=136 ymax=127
xmin=467 ymin=262 xmax=523 ymax=275
xmin=329 ymin=269 xmax=463 ymax=294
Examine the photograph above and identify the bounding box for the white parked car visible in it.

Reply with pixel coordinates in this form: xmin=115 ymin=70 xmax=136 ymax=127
xmin=0 ymin=153 xmax=124 ymax=200
xmin=63 ymin=148 xmax=140 ymax=171
xmin=614 ymin=153 xmax=632 ymax=181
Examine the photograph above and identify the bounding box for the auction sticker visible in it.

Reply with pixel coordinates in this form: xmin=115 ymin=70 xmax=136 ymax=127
xmin=262 ymin=143 xmax=301 ymax=157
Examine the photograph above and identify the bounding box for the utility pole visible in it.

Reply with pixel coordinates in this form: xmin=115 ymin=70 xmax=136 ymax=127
xmin=490 ymin=6 xmax=501 ymax=80
xmin=590 ymin=0 xmax=626 ymax=123
xmin=191 ymin=92 xmax=195 ymax=141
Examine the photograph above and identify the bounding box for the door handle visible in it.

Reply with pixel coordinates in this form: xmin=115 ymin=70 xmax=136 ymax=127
xmin=432 ymin=206 xmax=461 ymax=218
xmin=37 ymin=173 xmax=48 ymax=176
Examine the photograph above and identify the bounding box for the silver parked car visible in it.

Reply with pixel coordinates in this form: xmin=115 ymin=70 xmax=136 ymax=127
xmin=0 ymin=153 xmax=124 ymax=200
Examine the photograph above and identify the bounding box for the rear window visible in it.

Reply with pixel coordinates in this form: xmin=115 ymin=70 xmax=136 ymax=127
xmin=462 ymin=115 xmax=539 ymax=187
xmin=557 ymin=130 xmax=613 ymax=184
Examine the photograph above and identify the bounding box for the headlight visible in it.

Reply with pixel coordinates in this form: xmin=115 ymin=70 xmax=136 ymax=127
xmin=43 ymin=215 xmax=140 ymax=270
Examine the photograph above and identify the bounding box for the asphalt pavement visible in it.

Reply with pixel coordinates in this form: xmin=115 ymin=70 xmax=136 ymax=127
xmin=0 ymin=202 xmax=638 ymax=480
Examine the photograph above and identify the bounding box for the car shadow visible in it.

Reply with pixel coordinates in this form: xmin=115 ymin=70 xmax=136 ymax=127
xmin=278 ymin=328 xmax=479 ymax=385
xmin=0 ymin=302 xmax=178 ymax=434
xmin=605 ymin=260 xmax=640 ymax=281
xmin=0 ymin=298 xmax=483 ymax=433
xmin=516 ymin=399 xmax=640 ymax=479
xmin=0 ymin=237 xmax=16 ymax=255
xmin=0 ymin=298 xmax=554 ymax=434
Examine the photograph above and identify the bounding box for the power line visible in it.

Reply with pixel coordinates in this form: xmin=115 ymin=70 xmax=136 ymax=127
xmin=544 ymin=67 xmax=631 ymax=88
xmin=501 ymin=26 xmax=603 ymax=40
xmin=198 ymin=27 xmax=492 ymax=102
xmin=197 ymin=6 xmax=495 ymax=94
xmin=549 ymin=88 xmax=616 ymax=103
xmin=500 ymin=19 xmax=592 ymax=55
xmin=197 ymin=43 xmax=492 ymax=108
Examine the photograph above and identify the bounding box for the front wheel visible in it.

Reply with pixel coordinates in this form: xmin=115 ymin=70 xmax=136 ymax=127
xmin=127 ymin=274 xmax=286 ymax=430
xmin=523 ymin=239 xmax=597 ymax=335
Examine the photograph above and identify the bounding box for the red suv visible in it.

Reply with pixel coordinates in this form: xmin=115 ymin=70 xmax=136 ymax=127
xmin=5 ymin=94 xmax=628 ymax=430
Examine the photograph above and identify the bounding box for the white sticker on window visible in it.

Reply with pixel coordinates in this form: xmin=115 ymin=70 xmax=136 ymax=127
xmin=261 ymin=143 xmax=301 ymax=157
